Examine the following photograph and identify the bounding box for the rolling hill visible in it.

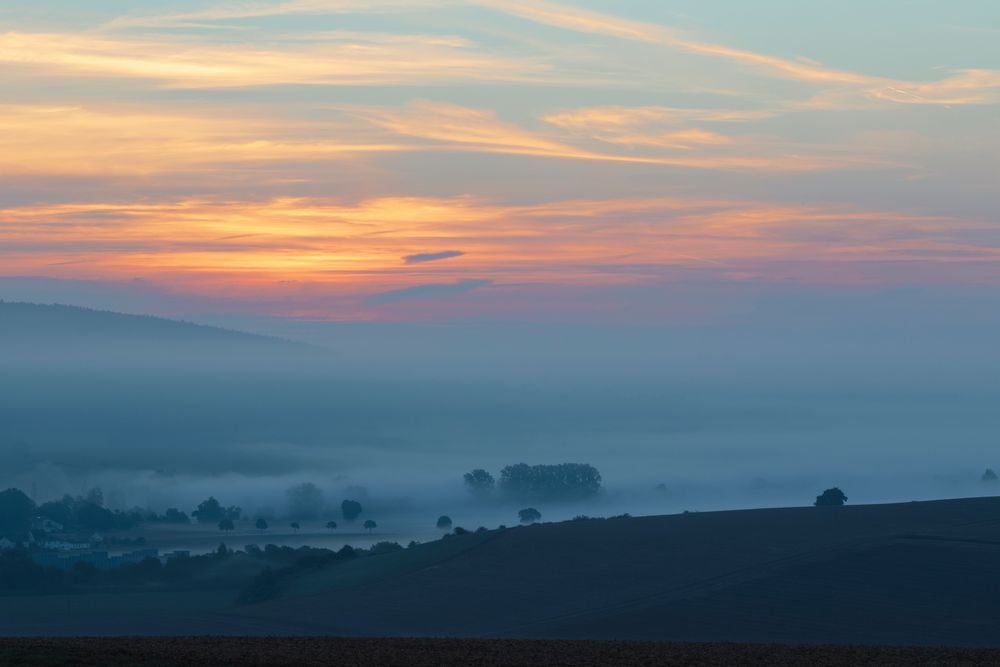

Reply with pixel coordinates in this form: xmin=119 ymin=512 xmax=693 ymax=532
xmin=4 ymin=496 xmax=1000 ymax=646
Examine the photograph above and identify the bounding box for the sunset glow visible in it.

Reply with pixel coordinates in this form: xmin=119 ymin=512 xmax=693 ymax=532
xmin=3 ymin=1 xmax=998 ymax=320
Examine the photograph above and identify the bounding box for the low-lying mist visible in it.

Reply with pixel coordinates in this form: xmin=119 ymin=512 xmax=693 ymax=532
xmin=3 ymin=294 xmax=1000 ymax=525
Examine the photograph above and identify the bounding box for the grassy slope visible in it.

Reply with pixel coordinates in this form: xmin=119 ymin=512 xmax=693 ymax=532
xmin=4 ymin=497 xmax=1000 ymax=644
xmin=283 ymin=531 xmax=499 ymax=596
xmin=232 ymin=497 xmax=1000 ymax=644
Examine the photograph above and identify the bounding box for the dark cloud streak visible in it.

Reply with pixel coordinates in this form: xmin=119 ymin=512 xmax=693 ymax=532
xmin=403 ymin=250 xmax=465 ymax=264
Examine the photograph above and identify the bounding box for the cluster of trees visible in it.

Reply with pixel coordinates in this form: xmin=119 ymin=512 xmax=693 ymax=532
xmin=239 ymin=541 xmax=404 ymax=604
xmin=437 ymin=509 xmax=539 ymax=533
xmin=463 ymin=469 xmax=495 ymax=494
xmin=0 ymin=487 xmax=141 ymax=539
xmin=0 ymin=543 xmax=235 ymax=595
xmin=192 ymin=497 xmax=242 ymax=524
xmin=0 ymin=535 xmax=413 ymax=599
xmin=238 ymin=544 xmax=359 ymax=604
xmin=1 ymin=485 xmax=380 ymax=542
xmin=463 ymin=463 xmax=602 ymax=501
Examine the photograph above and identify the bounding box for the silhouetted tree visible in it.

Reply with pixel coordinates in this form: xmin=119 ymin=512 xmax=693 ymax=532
xmin=341 ymin=499 xmax=363 ymax=522
xmin=463 ymin=469 xmax=495 ymax=494
xmin=193 ymin=497 xmax=241 ymax=524
xmin=983 ymin=469 xmax=999 ymax=483
xmin=325 ymin=520 xmax=338 ymax=531
xmin=193 ymin=497 xmax=222 ymax=523
xmin=286 ymin=482 xmax=324 ymax=520
xmin=814 ymin=488 xmax=848 ymax=507
xmin=290 ymin=522 xmax=300 ymax=533
xmin=218 ymin=518 xmax=235 ymax=532
xmin=518 ymin=507 xmax=542 ymax=524
xmin=162 ymin=508 xmax=191 ymax=524
xmin=363 ymin=519 xmax=377 ymax=533
xmin=436 ymin=515 xmax=453 ymax=530
xmin=255 ymin=518 xmax=268 ymax=535
xmin=369 ymin=541 xmax=402 ymax=555
xmin=0 ymin=489 xmax=36 ymax=535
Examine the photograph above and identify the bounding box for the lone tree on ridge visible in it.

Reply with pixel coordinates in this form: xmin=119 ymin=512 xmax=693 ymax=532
xmin=814 ymin=488 xmax=848 ymax=507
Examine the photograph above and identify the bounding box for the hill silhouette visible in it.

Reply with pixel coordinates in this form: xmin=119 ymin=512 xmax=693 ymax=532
xmin=0 ymin=301 xmax=314 ymax=364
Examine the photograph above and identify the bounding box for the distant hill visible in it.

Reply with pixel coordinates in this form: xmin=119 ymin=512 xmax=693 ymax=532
xmin=0 ymin=301 xmax=316 ymax=363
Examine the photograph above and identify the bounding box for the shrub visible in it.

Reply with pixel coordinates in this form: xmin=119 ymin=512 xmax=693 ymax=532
xmin=518 ymin=508 xmax=542 ymax=524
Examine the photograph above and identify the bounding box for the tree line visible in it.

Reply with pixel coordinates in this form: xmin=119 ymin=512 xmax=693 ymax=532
xmin=464 ymin=463 xmax=602 ymax=501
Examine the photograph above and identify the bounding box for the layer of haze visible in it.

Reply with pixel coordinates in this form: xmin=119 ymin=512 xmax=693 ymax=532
xmin=2 ymin=290 xmax=999 ymax=523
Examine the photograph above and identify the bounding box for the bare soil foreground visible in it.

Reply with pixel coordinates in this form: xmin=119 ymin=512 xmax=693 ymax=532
xmin=2 ymin=637 xmax=1000 ymax=667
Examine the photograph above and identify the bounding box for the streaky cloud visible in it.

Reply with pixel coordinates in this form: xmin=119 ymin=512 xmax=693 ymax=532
xmin=404 ymin=250 xmax=465 ymax=264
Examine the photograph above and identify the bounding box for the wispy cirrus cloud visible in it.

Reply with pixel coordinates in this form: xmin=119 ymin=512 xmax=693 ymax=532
xmin=345 ymin=100 xmax=886 ymax=171
xmin=0 ymin=104 xmax=413 ymax=176
xmin=474 ymin=0 xmax=1000 ymax=106
xmin=0 ymin=101 xmax=884 ymax=180
xmin=3 ymin=1 xmax=998 ymax=321
xmin=98 ymin=0 xmax=1000 ymax=106
xmin=105 ymin=0 xmax=454 ymax=29
xmin=544 ymin=107 xmax=740 ymax=150
xmin=0 ymin=30 xmax=548 ymax=88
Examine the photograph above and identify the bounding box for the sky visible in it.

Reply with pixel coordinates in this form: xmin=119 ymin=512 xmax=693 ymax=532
xmin=2 ymin=1 xmax=999 ymax=323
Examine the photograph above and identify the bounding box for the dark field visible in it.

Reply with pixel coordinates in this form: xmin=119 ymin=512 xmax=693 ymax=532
xmin=5 ymin=497 xmax=1000 ymax=646
xmin=2 ymin=637 xmax=1000 ymax=667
